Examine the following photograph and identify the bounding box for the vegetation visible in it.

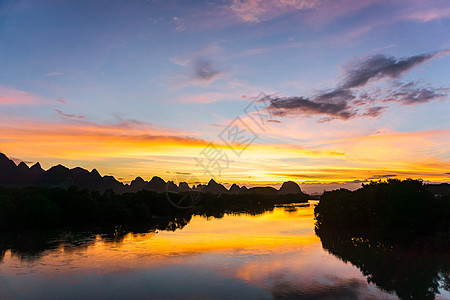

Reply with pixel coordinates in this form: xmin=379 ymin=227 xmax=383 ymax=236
xmin=315 ymin=179 xmax=450 ymax=243
xmin=314 ymin=179 xmax=450 ymax=299
xmin=0 ymin=186 xmax=306 ymax=231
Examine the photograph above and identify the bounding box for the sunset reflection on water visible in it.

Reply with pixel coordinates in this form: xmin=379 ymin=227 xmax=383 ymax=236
xmin=0 ymin=203 xmax=399 ymax=299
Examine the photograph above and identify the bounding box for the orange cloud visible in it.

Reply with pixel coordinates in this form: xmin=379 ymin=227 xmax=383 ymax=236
xmin=0 ymin=116 xmax=448 ymax=192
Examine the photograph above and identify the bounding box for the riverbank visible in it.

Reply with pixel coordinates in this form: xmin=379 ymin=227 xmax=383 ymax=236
xmin=0 ymin=186 xmax=308 ymax=231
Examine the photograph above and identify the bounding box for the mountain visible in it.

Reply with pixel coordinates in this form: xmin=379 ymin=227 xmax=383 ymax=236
xmin=239 ymin=185 xmax=248 ymax=193
xmin=279 ymin=181 xmax=303 ymax=194
xmin=203 ymin=179 xmax=228 ymax=194
xmin=246 ymin=186 xmax=278 ymax=195
xmin=229 ymin=183 xmax=241 ymax=194
xmin=167 ymin=181 xmax=179 ymax=193
xmin=71 ymin=168 xmax=102 ymax=190
xmin=0 ymin=153 xmax=20 ymax=186
xmin=130 ymin=177 xmax=147 ymax=193
xmin=0 ymin=154 xmax=125 ymax=193
xmin=193 ymin=184 xmax=207 ymax=192
xmin=0 ymin=153 xmax=308 ymax=197
xmin=144 ymin=176 xmax=167 ymax=193
xmin=17 ymin=161 xmax=29 ymax=173
xmin=43 ymin=164 xmax=71 ymax=187
xmin=28 ymin=162 xmax=45 ymax=185
xmin=178 ymin=182 xmax=191 ymax=192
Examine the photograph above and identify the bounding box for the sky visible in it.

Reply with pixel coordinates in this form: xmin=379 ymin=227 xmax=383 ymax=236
xmin=0 ymin=0 xmax=449 ymax=193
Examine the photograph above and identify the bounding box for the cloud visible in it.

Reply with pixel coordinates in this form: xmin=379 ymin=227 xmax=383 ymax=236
xmin=161 ymin=0 xmax=450 ymax=36
xmin=269 ymin=96 xmax=355 ymax=119
xmin=193 ymin=59 xmax=222 ymax=82
xmin=351 ymin=179 xmax=369 ymax=183
xmin=8 ymin=156 xmax=34 ymax=166
xmin=340 ymin=51 xmax=446 ymax=89
xmin=267 ymin=51 xmax=449 ymax=120
xmin=172 ymin=16 xmax=185 ymax=31
xmin=55 ymin=109 xmax=85 ymax=119
xmin=240 ymin=41 xmax=303 ymax=57
xmin=175 ymin=172 xmax=192 ymax=175
xmin=388 ymin=82 xmax=447 ymax=105
xmin=227 ymin=0 xmax=318 ymax=23
xmin=0 ymin=87 xmax=40 ymax=105
xmin=358 ymin=81 xmax=447 ymax=106
xmin=403 ymin=4 xmax=450 ymax=23
xmin=368 ymin=174 xmax=397 ymax=179
xmin=169 ymin=44 xmax=225 ymax=86
xmin=57 ymin=98 xmax=67 ymax=104
xmin=314 ymin=89 xmax=355 ymax=102
xmin=226 ymin=0 xmax=450 ymax=26
xmin=179 ymin=92 xmax=231 ymax=104
xmin=273 ymin=173 xmax=346 ymax=180
xmin=170 ymin=56 xmax=191 ymax=67
xmin=0 ymin=118 xmax=208 ymax=161
xmin=0 ymin=118 xmax=215 ymax=183
xmin=46 ymin=72 xmax=63 ymax=77
xmin=362 ymin=106 xmax=387 ymax=117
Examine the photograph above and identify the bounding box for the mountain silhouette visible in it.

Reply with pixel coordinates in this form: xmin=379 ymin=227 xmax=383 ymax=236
xmin=0 ymin=153 xmax=21 ymax=186
xmin=279 ymin=181 xmax=303 ymax=194
xmin=203 ymin=179 xmax=228 ymax=194
xmin=178 ymin=182 xmax=191 ymax=192
xmin=0 ymin=152 xmax=312 ymax=197
xmin=129 ymin=176 xmax=146 ymax=192
xmin=246 ymin=186 xmax=278 ymax=194
xmin=167 ymin=180 xmax=179 ymax=193
xmin=144 ymin=176 xmax=167 ymax=193
xmin=229 ymin=183 xmax=241 ymax=194
xmin=0 ymin=153 xmax=125 ymax=192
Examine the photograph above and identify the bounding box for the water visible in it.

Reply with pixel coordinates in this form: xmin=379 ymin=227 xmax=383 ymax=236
xmin=0 ymin=202 xmax=449 ymax=299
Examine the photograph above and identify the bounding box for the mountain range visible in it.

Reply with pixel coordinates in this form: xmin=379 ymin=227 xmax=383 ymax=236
xmin=0 ymin=153 xmax=307 ymax=196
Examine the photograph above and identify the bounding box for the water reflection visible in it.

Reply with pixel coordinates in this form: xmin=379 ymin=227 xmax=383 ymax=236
xmin=0 ymin=204 xmax=447 ymax=299
xmin=316 ymin=227 xmax=450 ymax=299
xmin=0 ymin=214 xmax=192 ymax=264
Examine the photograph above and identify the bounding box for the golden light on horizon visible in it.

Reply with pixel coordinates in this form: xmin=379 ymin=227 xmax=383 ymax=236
xmin=1 ymin=118 xmax=449 ymax=192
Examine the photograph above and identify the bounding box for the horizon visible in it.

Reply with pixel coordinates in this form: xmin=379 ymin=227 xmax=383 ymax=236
xmin=1 ymin=151 xmax=446 ymax=195
xmin=0 ymin=151 xmax=334 ymax=193
xmin=1 ymin=0 xmax=450 ymax=194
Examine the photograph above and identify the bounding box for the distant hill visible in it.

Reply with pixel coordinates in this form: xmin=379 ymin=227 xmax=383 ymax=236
xmin=0 ymin=153 xmax=309 ymax=198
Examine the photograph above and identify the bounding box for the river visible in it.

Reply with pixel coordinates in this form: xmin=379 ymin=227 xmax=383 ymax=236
xmin=1 ymin=202 xmax=449 ymax=299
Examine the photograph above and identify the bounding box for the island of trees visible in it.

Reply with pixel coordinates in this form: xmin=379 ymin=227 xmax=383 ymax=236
xmin=314 ymin=179 xmax=450 ymax=299
xmin=315 ymin=179 xmax=450 ymax=244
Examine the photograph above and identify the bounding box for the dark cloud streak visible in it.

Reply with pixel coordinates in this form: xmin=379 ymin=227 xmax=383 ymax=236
xmin=362 ymin=106 xmax=387 ymax=117
xmin=390 ymin=82 xmax=446 ymax=105
xmin=341 ymin=52 xmax=440 ymax=89
xmin=270 ymin=96 xmax=355 ymax=119
xmin=368 ymin=174 xmax=397 ymax=179
xmin=267 ymin=50 xmax=449 ymax=120
xmin=193 ymin=59 xmax=222 ymax=82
